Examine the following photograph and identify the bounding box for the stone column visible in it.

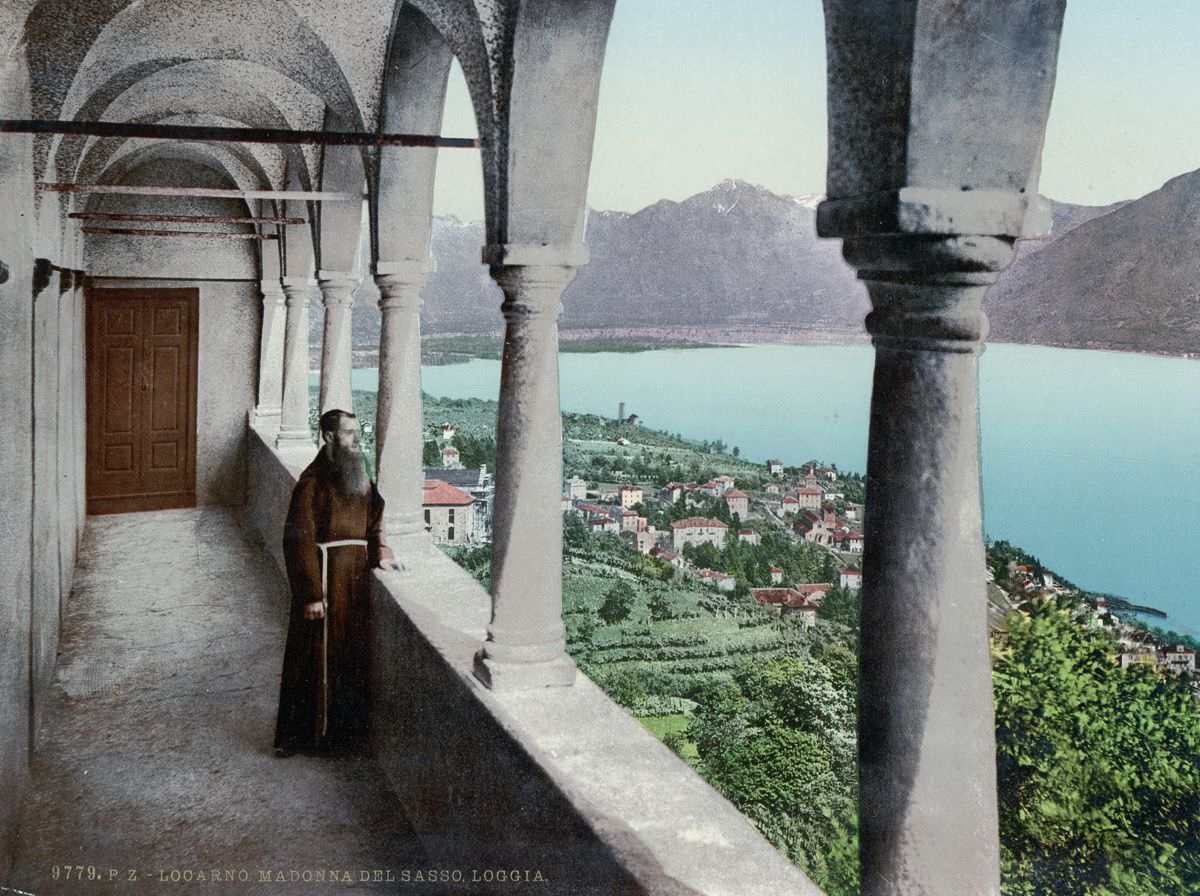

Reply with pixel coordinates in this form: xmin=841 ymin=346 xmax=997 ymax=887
xmin=845 ymin=233 xmax=1014 ymax=896
xmin=275 ymin=277 xmax=315 ymax=450
xmin=373 ymin=260 xmax=433 ymax=551
xmin=473 ymin=257 xmax=579 ymax=690
xmin=316 ymin=271 xmax=356 ymax=415
xmin=817 ymin=5 xmax=1065 ymax=889
xmin=252 ymin=279 xmax=286 ymax=428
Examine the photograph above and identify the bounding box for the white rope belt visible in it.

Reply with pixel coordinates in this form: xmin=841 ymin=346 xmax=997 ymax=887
xmin=316 ymin=539 xmax=368 ymax=738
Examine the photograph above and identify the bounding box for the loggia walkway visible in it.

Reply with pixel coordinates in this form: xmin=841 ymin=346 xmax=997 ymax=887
xmin=6 ymin=508 xmax=439 ymax=896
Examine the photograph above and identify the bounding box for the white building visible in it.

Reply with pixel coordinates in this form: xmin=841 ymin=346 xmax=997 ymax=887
xmin=723 ymin=489 xmax=749 ymax=518
xmin=670 ymin=517 xmax=728 ymax=552
xmin=618 ymin=485 xmax=643 ymax=508
xmin=566 ymin=476 xmax=588 ymax=501
xmin=423 ymin=479 xmax=477 ymax=546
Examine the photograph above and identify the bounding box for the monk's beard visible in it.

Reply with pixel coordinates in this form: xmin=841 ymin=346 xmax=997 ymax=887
xmin=327 ymin=443 xmax=370 ymax=497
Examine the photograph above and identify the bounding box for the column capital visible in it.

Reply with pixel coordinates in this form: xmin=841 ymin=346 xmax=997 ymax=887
xmin=482 ymin=242 xmax=589 ymax=268
xmin=375 ymin=276 xmax=426 ymax=313
xmin=842 ymin=235 xmax=1016 ymax=353
xmin=817 ymin=188 xmax=1052 ymax=241
xmin=317 ymin=274 xmax=358 ymax=309
xmin=491 ymin=263 xmax=578 ymax=320
xmin=260 ymin=279 xmax=286 ymax=303
xmin=281 ymin=280 xmax=313 ymax=307
xmin=374 ymin=257 xmax=436 ymax=279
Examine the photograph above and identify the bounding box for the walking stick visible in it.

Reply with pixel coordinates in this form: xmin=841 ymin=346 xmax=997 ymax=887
xmin=316 ymin=539 xmax=369 ymax=740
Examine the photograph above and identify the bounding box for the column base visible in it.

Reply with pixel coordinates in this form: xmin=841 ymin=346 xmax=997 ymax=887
xmin=251 ymin=408 xmax=282 ymax=430
xmin=275 ymin=429 xmax=314 ymax=452
xmin=473 ymin=650 xmax=577 ymax=691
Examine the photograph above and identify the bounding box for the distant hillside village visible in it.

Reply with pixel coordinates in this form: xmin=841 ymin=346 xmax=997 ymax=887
xmin=423 ymin=414 xmax=864 ymax=626
xmin=990 ymin=560 xmax=1197 ymax=678
xmin=563 ymin=468 xmax=864 ymax=624
xmin=419 ymin=407 xmax=1197 ymax=683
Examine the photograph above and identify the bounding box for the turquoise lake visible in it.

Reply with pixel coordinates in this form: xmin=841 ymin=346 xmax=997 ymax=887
xmin=346 ymin=343 xmax=1200 ymax=638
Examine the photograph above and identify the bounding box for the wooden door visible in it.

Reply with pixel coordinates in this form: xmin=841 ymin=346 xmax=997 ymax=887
xmin=86 ymin=288 xmax=198 ymax=514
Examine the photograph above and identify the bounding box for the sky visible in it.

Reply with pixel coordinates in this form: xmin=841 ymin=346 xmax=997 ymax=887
xmin=431 ymin=1 xmax=1200 ymax=221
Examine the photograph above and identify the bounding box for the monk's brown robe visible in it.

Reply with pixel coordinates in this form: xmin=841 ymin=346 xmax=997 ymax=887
xmin=274 ymin=452 xmax=389 ymax=753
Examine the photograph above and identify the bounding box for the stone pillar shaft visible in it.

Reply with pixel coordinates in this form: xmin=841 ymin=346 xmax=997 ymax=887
xmin=374 ymin=262 xmax=431 ymax=549
xmin=317 ymin=273 xmax=356 ymax=415
xmin=276 ymin=279 xmax=314 ymax=450
xmin=474 ymin=263 xmax=578 ymax=690
xmin=253 ymin=279 xmax=286 ymax=426
xmin=849 ymin=235 xmax=1011 ymax=896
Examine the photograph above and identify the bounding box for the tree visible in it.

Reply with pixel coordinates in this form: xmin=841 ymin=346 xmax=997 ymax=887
xmin=648 ymin=592 xmax=674 ymax=621
xmin=993 ymin=601 xmax=1200 ymax=896
xmin=594 ymin=669 xmax=646 ymax=709
xmin=563 ymin=512 xmax=589 ymax=553
xmin=599 ymin=581 xmax=636 ymax=624
xmin=817 ymin=587 xmax=859 ymax=630
xmin=688 ymin=657 xmax=858 ymax=891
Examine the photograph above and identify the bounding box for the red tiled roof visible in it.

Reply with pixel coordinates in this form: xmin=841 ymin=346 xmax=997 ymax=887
xmin=422 ymin=479 xmax=474 ymax=506
xmin=725 ymin=489 xmax=747 ymax=499
xmin=670 ymin=517 xmax=728 ymax=530
xmin=796 ymin=487 xmax=822 ymax=496
xmin=751 ymin=587 xmax=818 ymax=610
xmin=794 ymin=583 xmax=832 ymax=596
xmin=769 ymin=565 xmax=783 ymax=572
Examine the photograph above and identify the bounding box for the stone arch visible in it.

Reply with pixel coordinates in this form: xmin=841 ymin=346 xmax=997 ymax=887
xmin=48 ymin=0 xmax=365 ymax=127
xmin=85 ymin=141 xmax=267 ymax=200
xmin=76 ymin=121 xmax=281 ymax=199
xmin=313 ymin=108 xmax=367 ymax=275
xmin=79 ymin=145 xmax=260 ymax=276
xmin=490 ymin=0 xmax=617 ymax=253
xmin=49 ymin=60 xmax=319 ymax=192
xmin=403 ymin=0 xmax=505 ymax=243
xmin=279 ymin=161 xmax=317 ymax=280
xmin=370 ymin=1 xmax=455 ymax=265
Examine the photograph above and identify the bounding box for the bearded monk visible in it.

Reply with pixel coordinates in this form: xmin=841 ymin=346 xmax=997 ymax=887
xmin=274 ymin=408 xmax=396 ymax=756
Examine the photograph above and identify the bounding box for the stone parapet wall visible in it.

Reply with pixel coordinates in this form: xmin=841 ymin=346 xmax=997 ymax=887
xmin=243 ymin=426 xmax=821 ymax=896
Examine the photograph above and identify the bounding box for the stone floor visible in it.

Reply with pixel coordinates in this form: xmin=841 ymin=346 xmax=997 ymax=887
xmin=7 ymin=508 xmax=440 ymax=896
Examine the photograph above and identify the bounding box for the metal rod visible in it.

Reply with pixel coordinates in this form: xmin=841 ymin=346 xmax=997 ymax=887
xmin=70 ymin=212 xmax=304 ymax=225
xmin=39 ymin=183 xmax=360 ymax=201
xmin=0 ymin=119 xmax=479 ymax=149
xmin=80 ymin=226 xmax=279 ymax=240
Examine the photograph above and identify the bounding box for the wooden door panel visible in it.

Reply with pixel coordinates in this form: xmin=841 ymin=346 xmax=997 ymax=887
xmin=87 ymin=288 xmax=198 ymax=514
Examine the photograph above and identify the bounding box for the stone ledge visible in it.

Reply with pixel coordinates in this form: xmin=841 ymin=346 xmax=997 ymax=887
xmin=817 ymin=187 xmax=1051 ymax=239
xmin=245 ymin=425 xmax=822 ymax=896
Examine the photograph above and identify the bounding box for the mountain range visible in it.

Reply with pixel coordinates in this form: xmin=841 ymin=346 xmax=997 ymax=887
xmin=328 ymin=173 xmax=1196 ymax=357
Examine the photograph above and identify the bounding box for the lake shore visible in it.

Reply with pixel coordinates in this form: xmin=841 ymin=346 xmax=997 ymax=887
xmin=346 ymin=329 xmax=1197 ymax=367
